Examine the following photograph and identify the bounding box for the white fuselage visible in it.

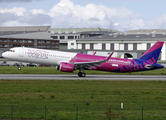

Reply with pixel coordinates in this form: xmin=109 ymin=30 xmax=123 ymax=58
xmin=2 ymin=47 xmax=77 ymax=66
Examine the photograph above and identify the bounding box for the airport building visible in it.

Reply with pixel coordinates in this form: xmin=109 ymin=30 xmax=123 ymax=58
xmin=0 ymin=26 xmax=166 ymax=61
xmin=0 ymin=26 xmax=59 ymax=57
xmin=50 ymin=28 xmax=117 ymax=50
xmin=68 ymin=31 xmax=166 ymax=60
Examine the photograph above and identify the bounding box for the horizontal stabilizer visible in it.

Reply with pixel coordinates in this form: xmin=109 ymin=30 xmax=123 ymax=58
xmin=145 ymin=63 xmax=164 ymax=69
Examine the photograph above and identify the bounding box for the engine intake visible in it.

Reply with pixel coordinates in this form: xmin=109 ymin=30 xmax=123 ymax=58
xmin=59 ymin=62 xmax=75 ymax=72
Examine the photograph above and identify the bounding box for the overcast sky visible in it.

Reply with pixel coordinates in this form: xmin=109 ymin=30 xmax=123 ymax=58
xmin=0 ymin=0 xmax=166 ymax=31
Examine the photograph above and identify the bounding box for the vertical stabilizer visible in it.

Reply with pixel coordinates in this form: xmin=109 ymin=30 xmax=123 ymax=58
xmin=138 ymin=41 xmax=164 ymax=63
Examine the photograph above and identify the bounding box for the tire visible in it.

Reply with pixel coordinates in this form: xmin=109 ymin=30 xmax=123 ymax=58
xmin=78 ymin=72 xmax=82 ymax=77
xmin=82 ymin=73 xmax=86 ymax=77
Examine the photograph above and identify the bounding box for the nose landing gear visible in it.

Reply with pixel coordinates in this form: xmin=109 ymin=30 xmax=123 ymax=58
xmin=18 ymin=67 xmax=21 ymax=70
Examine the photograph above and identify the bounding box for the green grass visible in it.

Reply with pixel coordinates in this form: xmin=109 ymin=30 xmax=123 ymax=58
xmin=0 ymin=80 xmax=166 ymax=120
xmin=0 ymin=66 xmax=166 ymax=75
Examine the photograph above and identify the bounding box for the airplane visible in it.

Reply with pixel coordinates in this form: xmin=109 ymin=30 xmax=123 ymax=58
xmin=2 ymin=41 xmax=164 ymax=77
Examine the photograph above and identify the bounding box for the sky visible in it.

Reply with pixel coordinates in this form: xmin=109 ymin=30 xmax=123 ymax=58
xmin=0 ymin=0 xmax=166 ymax=31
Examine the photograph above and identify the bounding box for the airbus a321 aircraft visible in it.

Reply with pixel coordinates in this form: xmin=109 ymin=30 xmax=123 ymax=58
xmin=2 ymin=41 xmax=164 ymax=77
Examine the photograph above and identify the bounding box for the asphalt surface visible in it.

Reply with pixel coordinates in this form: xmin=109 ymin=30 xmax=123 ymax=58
xmin=0 ymin=74 xmax=166 ymax=80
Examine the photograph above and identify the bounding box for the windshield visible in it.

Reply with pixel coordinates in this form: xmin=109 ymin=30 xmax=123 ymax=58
xmin=7 ymin=49 xmax=15 ymax=52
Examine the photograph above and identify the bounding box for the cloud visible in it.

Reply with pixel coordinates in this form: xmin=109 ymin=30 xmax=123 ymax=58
xmin=0 ymin=7 xmax=26 ymax=16
xmin=20 ymin=11 xmax=52 ymax=25
xmin=0 ymin=0 xmax=166 ymax=31
xmin=30 ymin=9 xmax=46 ymax=15
xmin=48 ymin=0 xmax=140 ymax=30
xmin=0 ymin=12 xmax=19 ymax=25
xmin=0 ymin=7 xmax=51 ymax=26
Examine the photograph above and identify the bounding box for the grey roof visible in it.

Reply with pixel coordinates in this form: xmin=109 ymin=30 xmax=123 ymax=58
xmin=125 ymin=29 xmax=166 ymax=33
xmin=0 ymin=26 xmax=51 ymax=36
xmin=0 ymin=26 xmax=50 ymax=32
xmin=50 ymin=28 xmax=119 ymax=34
xmin=78 ymin=33 xmax=166 ymax=41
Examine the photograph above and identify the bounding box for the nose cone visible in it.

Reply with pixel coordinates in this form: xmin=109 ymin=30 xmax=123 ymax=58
xmin=2 ymin=52 xmax=7 ymax=58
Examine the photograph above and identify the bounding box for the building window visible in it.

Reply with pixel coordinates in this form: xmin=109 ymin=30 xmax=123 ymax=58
xmin=18 ymin=40 xmax=22 ymax=43
xmin=111 ymin=43 xmax=114 ymax=50
xmin=60 ymin=36 xmax=65 ymax=39
xmin=51 ymin=41 xmax=55 ymax=44
xmin=13 ymin=40 xmax=17 ymax=43
xmin=71 ymin=43 xmax=74 ymax=45
xmin=147 ymin=43 xmax=151 ymax=50
xmin=133 ymin=43 xmax=137 ymax=50
xmin=28 ymin=40 xmax=32 ymax=43
xmin=68 ymin=36 xmax=74 ymax=39
xmin=42 ymin=46 xmax=46 ymax=48
xmin=46 ymin=41 xmax=51 ymax=44
xmin=102 ymin=43 xmax=106 ymax=50
xmin=52 ymin=36 xmax=58 ymax=39
xmin=82 ymin=43 xmax=85 ymax=49
xmin=124 ymin=43 xmax=128 ymax=50
xmin=23 ymin=40 xmax=27 ymax=43
xmin=75 ymin=36 xmax=77 ymax=39
xmin=90 ymin=43 xmax=93 ymax=49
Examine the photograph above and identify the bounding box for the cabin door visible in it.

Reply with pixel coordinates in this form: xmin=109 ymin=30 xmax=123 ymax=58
xmin=19 ymin=47 xmax=24 ymax=57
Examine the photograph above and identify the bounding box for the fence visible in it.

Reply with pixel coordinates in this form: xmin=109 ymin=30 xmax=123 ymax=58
xmin=0 ymin=105 xmax=165 ymax=120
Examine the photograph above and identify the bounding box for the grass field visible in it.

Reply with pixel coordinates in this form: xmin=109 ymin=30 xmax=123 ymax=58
xmin=0 ymin=66 xmax=166 ymax=75
xmin=0 ymin=66 xmax=166 ymax=119
xmin=0 ymin=80 xmax=166 ymax=120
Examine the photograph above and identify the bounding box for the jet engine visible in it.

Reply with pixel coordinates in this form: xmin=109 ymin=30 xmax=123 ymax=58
xmin=57 ymin=62 xmax=75 ymax=72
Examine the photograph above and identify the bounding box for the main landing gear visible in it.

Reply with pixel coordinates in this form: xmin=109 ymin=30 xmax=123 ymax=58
xmin=78 ymin=72 xmax=86 ymax=77
xmin=78 ymin=68 xmax=86 ymax=77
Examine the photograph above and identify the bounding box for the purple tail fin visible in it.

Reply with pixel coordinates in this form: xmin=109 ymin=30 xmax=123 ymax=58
xmin=138 ymin=41 xmax=164 ymax=63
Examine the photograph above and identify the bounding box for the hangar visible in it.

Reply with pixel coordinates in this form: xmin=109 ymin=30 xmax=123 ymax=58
xmin=0 ymin=26 xmax=166 ymax=61
xmin=68 ymin=30 xmax=166 ymax=60
xmin=50 ymin=27 xmax=118 ymax=50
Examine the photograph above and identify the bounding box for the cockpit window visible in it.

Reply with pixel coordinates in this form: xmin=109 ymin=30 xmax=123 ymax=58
xmin=7 ymin=50 xmax=15 ymax=52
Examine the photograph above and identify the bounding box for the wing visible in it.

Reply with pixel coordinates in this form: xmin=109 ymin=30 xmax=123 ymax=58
xmin=71 ymin=52 xmax=114 ymax=70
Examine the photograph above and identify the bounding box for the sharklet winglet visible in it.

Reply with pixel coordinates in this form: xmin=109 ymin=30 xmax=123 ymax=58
xmin=106 ymin=52 xmax=114 ymax=61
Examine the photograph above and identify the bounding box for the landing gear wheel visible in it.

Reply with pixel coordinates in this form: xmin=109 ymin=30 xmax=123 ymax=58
xmin=82 ymin=73 xmax=86 ymax=77
xmin=78 ymin=67 xmax=86 ymax=77
xmin=18 ymin=67 xmax=21 ymax=70
xmin=78 ymin=72 xmax=86 ymax=77
xmin=78 ymin=72 xmax=82 ymax=77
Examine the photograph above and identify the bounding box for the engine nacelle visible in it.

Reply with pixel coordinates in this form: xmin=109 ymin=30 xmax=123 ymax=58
xmin=59 ymin=62 xmax=75 ymax=72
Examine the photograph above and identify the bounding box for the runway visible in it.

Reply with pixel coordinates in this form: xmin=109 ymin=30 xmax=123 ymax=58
xmin=0 ymin=74 xmax=166 ymax=80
